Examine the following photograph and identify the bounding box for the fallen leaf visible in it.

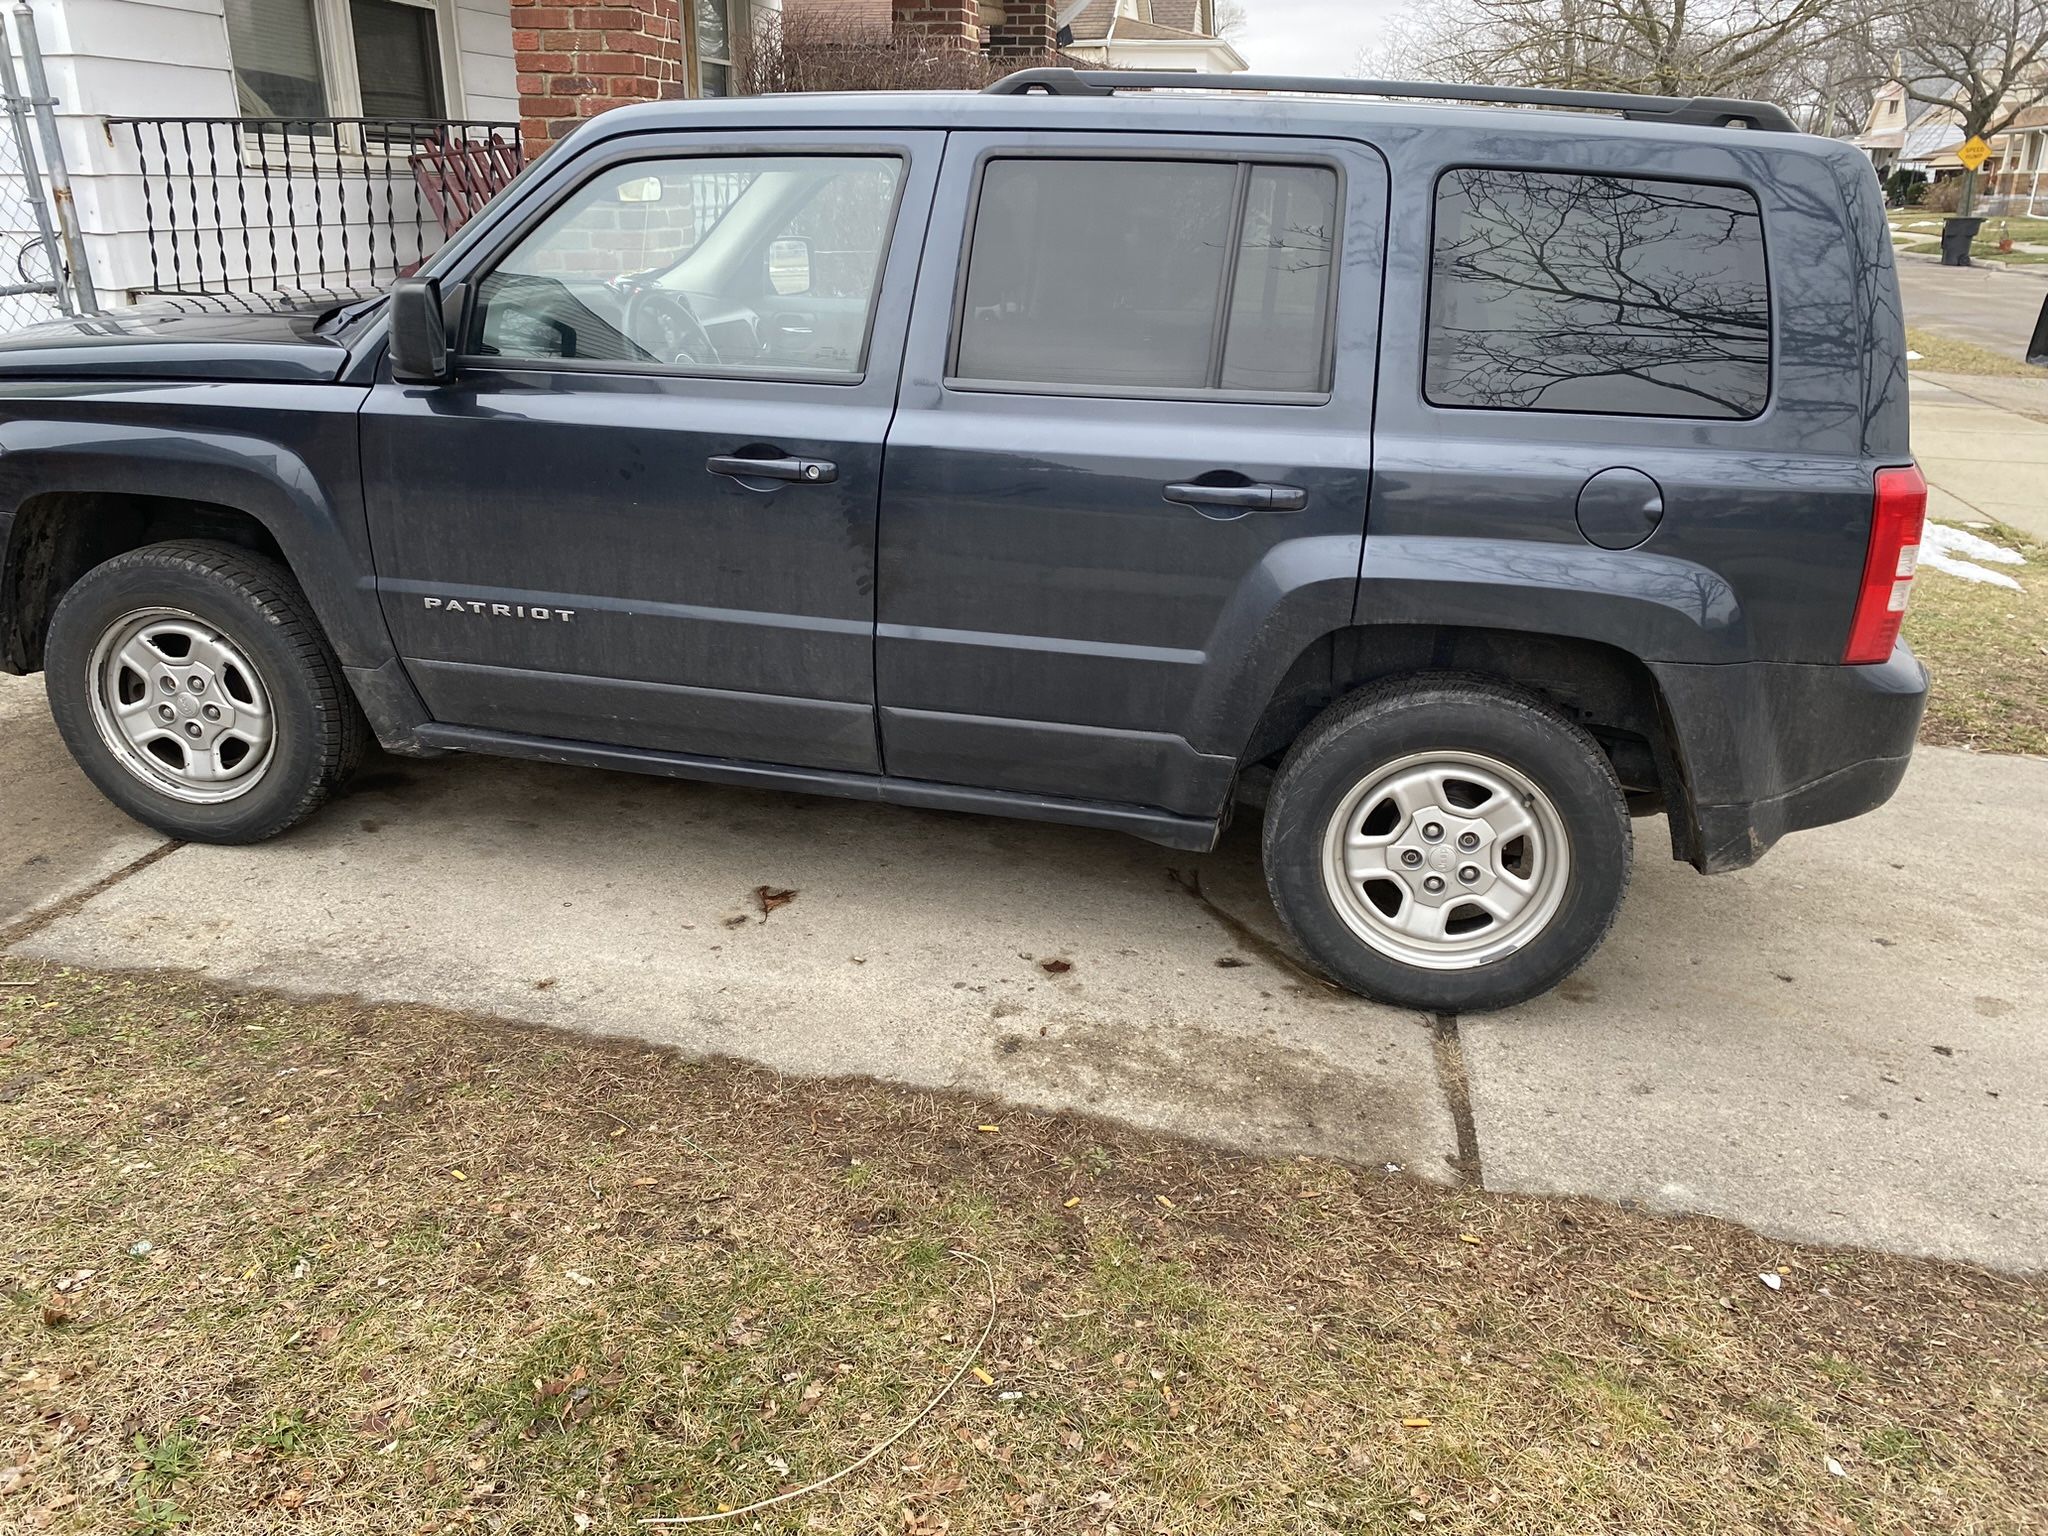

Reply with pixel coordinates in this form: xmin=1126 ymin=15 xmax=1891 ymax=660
xmin=1759 ymin=1272 xmax=1783 ymax=1291
xmin=1155 ymin=1195 xmax=1175 ymax=1210
xmin=755 ymin=886 xmax=798 ymax=918
xmin=449 ymin=1169 xmax=467 ymax=1182
xmin=1063 ymin=1197 xmax=1081 ymax=1209
xmin=1040 ymin=958 xmax=1072 ymax=975
xmin=1458 ymin=1234 xmax=1482 ymax=1246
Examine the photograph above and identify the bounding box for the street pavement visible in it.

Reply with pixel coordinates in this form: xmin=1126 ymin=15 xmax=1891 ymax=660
xmin=6 ymin=662 xmax=2045 ymax=1273
xmin=1896 ymin=252 xmax=2047 ymax=361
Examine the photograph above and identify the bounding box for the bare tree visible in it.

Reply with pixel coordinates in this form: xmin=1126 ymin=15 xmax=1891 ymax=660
xmin=1213 ymin=0 xmax=1249 ymax=40
xmin=1364 ymin=0 xmax=1873 ymax=104
xmin=1885 ymin=0 xmax=2048 ymax=213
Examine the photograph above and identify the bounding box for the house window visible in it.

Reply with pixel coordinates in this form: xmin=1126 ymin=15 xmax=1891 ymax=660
xmin=696 ymin=0 xmax=731 ymax=96
xmin=227 ymin=0 xmax=452 ymax=121
xmin=351 ymin=0 xmax=447 ymax=118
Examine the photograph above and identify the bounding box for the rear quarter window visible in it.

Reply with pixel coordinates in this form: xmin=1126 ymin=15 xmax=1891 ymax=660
xmin=1425 ymin=168 xmax=1770 ymax=420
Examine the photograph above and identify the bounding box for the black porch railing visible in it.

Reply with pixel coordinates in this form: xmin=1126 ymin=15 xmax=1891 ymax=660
xmin=108 ymin=117 xmax=524 ymax=298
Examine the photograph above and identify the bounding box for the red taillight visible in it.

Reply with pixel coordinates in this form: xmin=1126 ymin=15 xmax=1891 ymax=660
xmin=1843 ymin=464 xmax=1927 ymax=665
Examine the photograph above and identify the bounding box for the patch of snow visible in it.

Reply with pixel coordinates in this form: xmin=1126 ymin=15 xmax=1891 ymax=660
xmin=1922 ymin=520 xmax=2026 ymax=589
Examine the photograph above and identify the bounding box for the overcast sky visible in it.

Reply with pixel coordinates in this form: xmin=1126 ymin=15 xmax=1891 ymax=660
xmin=1231 ymin=0 xmax=1408 ymax=76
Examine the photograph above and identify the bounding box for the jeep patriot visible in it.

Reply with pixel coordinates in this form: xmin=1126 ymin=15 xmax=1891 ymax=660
xmin=0 ymin=70 xmax=1928 ymax=1011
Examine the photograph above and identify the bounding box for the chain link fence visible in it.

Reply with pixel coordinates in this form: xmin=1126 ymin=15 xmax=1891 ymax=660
xmin=0 ymin=2 xmax=94 ymax=334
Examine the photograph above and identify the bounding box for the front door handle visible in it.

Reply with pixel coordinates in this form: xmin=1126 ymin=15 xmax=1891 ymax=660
xmin=708 ymin=454 xmax=837 ymax=485
xmin=1163 ymin=480 xmax=1308 ymax=514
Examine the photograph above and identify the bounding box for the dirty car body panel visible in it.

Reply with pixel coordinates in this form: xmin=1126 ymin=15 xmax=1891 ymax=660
xmin=0 ymin=84 xmax=1924 ymax=885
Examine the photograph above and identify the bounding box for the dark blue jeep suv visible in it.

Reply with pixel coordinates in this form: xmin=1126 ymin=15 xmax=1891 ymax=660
xmin=0 ymin=70 xmax=1928 ymax=1011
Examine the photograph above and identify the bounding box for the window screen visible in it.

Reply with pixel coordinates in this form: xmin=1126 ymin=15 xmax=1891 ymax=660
xmin=350 ymin=0 xmax=446 ymax=120
xmin=954 ymin=157 xmax=1339 ymax=395
xmin=227 ymin=0 xmax=330 ymax=118
xmin=1426 ymin=169 xmax=1770 ymax=420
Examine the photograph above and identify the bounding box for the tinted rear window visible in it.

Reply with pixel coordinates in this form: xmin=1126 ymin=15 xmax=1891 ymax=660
xmin=953 ymin=157 xmax=1339 ymax=396
xmin=1425 ymin=168 xmax=1770 ymax=419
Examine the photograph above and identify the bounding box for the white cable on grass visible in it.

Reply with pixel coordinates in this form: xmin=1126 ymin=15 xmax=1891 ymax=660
xmin=641 ymin=1249 xmax=998 ymax=1527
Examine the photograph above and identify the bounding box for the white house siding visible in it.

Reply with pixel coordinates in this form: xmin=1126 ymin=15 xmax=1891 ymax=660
xmin=15 ymin=0 xmax=518 ymax=308
xmin=456 ymin=0 xmax=515 ymax=121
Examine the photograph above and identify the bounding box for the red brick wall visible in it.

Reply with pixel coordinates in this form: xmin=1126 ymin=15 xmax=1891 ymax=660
xmin=513 ymin=0 xmax=686 ymax=151
xmin=987 ymin=0 xmax=1054 ymax=58
xmin=890 ymin=0 xmax=979 ymax=52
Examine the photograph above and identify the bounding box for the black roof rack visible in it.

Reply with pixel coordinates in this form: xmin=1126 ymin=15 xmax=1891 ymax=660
xmin=984 ymin=68 xmax=1797 ymax=134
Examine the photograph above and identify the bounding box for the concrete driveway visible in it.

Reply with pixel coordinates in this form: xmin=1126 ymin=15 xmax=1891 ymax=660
xmin=5 ymin=669 xmax=2045 ymax=1272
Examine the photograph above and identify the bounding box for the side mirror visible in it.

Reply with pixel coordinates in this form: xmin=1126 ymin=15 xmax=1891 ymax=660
xmin=767 ymin=236 xmax=813 ymax=297
xmin=389 ymin=275 xmax=455 ymax=384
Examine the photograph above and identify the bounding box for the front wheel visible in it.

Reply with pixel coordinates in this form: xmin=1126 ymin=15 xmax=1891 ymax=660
xmin=45 ymin=540 xmax=366 ymax=843
xmin=1262 ymin=675 xmax=1632 ymax=1013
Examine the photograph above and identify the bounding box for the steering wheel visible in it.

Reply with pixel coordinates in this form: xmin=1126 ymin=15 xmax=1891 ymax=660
xmin=621 ymin=287 xmax=721 ymax=368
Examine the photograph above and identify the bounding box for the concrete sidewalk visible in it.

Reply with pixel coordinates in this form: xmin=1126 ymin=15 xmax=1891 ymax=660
xmin=6 ymin=669 xmax=2045 ymax=1272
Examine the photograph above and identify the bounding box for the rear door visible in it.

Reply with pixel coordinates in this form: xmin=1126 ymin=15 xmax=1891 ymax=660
xmin=360 ymin=133 xmax=939 ymax=773
xmin=875 ymin=132 xmax=1385 ymax=816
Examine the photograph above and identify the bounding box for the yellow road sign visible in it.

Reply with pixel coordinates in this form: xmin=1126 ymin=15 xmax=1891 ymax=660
xmin=1956 ymin=135 xmax=1991 ymax=172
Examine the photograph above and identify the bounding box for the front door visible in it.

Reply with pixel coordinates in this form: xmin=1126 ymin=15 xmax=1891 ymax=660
xmin=876 ymin=133 xmax=1385 ymax=815
xmin=361 ymin=134 xmax=940 ymax=772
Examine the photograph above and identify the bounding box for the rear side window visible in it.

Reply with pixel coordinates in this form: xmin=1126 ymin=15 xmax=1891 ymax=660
xmin=1426 ymin=168 xmax=1770 ymax=420
xmin=953 ymin=157 xmax=1339 ymax=397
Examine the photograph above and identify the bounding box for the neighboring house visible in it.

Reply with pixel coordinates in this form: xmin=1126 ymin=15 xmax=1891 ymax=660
xmin=0 ymin=0 xmax=788 ymax=317
xmin=1854 ymin=74 xmax=2048 ymax=213
xmin=1058 ymin=0 xmax=1242 ymax=73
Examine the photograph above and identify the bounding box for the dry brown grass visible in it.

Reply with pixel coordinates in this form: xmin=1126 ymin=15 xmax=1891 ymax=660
xmin=1906 ymin=519 xmax=2048 ymax=755
xmin=2 ymin=959 xmax=2044 ymax=1535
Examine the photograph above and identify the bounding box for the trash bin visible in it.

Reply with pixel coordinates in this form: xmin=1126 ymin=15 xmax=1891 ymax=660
xmin=1940 ymin=216 xmax=1984 ymax=266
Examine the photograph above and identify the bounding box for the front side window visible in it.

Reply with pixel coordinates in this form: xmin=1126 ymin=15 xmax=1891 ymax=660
xmin=228 ymin=0 xmax=449 ymax=121
xmin=467 ymin=155 xmax=902 ymax=377
xmin=953 ymin=157 xmax=1340 ymax=396
xmin=1426 ymin=168 xmax=1770 ymax=419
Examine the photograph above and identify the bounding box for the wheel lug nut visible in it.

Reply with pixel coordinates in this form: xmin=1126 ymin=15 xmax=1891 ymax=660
xmin=1422 ymin=822 xmax=1444 ymax=842
xmin=159 ymin=676 xmax=176 ymax=692
xmin=1459 ymin=865 xmax=1480 ymax=884
xmin=1400 ymin=849 xmax=1423 ymax=867
xmin=1422 ymin=874 xmax=1446 ymax=894
xmin=188 ymin=676 xmax=205 ymax=693
xmin=156 ymin=703 xmax=175 ymax=721
xmin=202 ymin=703 xmax=221 ymax=721
xmin=182 ymin=721 xmax=203 ymax=738
xmin=1458 ymin=831 xmax=1479 ymax=851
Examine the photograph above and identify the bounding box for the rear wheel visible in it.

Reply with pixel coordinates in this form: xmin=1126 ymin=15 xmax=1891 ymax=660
xmin=45 ymin=540 xmax=366 ymax=843
xmin=1262 ymin=675 xmax=1632 ymax=1012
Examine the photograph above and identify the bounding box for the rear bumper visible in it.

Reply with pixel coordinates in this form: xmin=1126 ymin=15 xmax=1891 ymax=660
xmin=1649 ymin=642 xmax=1928 ymax=873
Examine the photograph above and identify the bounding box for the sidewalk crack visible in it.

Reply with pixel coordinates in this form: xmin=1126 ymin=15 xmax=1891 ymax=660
xmin=1430 ymin=1012 xmax=1483 ymax=1188
xmin=1 ymin=840 xmax=184 ymax=950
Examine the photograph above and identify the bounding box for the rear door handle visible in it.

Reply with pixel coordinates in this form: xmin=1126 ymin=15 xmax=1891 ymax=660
xmin=707 ymin=454 xmax=837 ymax=484
xmin=1163 ymin=481 xmax=1308 ymax=514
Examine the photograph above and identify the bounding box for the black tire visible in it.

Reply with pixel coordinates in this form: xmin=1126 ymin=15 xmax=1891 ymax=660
xmin=44 ymin=540 xmax=366 ymax=843
xmin=1262 ymin=674 xmax=1632 ymax=1013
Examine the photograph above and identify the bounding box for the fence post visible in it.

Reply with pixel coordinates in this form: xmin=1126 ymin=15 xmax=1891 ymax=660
xmin=11 ymin=0 xmax=94 ymax=313
xmin=0 ymin=7 xmax=63 ymax=315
